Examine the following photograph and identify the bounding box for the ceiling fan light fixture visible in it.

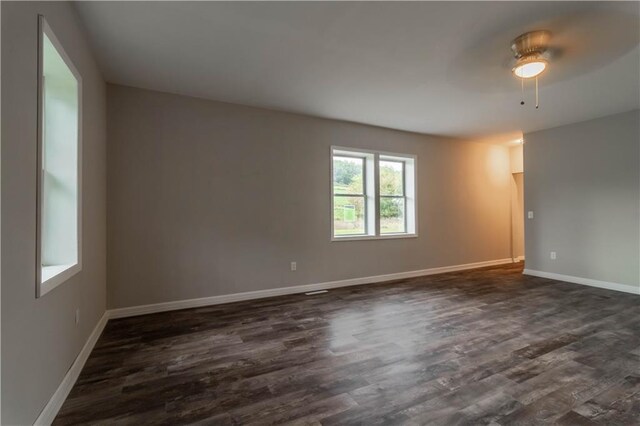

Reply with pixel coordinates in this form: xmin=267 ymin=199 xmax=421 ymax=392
xmin=513 ymin=56 xmax=547 ymax=79
xmin=510 ymin=30 xmax=551 ymax=108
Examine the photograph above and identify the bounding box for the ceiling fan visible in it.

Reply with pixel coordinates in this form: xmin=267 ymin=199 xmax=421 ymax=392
xmin=511 ymin=30 xmax=552 ymax=109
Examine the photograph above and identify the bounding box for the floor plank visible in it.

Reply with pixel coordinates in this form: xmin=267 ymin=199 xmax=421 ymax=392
xmin=54 ymin=263 xmax=640 ymax=425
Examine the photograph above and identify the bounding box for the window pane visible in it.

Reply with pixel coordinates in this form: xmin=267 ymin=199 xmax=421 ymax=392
xmin=379 ymin=160 xmax=403 ymax=196
xmin=333 ymin=156 xmax=364 ymax=195
xmin=333 ymin=196 xmax=366 ymax=236
xmin=42 ymin=31 xmax=79 ymax=268
xmin=380 ymin=197 xmax=405 ymax=234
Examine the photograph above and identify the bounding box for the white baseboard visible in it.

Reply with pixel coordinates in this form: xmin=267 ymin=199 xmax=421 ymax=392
xmin=34 ymin=311 xmax=109 ymax=426
xmin=523 ymin=269 xmax=640 ymax=295
xmin=109 ymin=258 xmax=514 ymax=319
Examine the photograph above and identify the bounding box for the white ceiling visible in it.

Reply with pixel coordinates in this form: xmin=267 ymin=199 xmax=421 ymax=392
xmin=75 ymin=1 xmax=639 ymax=142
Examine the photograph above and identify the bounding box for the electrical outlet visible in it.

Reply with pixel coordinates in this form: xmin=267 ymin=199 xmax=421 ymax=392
xmin=527 ymin=211 xmax=534 ymax=219
xmin=550 ymin=251 xmax=557 ymax=260
xmin=290 ymin=261 xmax=297 ymax=271
xmin=75 ymin=308 xmax=80 ymax=325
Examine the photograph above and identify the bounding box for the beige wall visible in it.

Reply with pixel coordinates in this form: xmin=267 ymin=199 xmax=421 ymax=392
xmin=1 ymin=2 xmax=107 ymax=424
xmin=107 ymin=84 xmax=512 ymax=309
xmin=524 ymin=110 xmax=639 ymax=289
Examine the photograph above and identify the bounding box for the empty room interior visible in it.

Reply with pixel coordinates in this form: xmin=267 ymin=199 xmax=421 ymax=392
xmin=2 ymin=1 xmax=640 ymax=425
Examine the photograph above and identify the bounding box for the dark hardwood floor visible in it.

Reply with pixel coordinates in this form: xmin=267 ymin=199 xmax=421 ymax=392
xmin=54 ymin=263 xmax=640 ymax=425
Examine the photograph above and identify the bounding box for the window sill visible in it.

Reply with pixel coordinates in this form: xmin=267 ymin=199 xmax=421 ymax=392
xmin=331 ymin=233 xmax=418 ymax=242
xmin=40 ymin=263 xmax=81 ymax=297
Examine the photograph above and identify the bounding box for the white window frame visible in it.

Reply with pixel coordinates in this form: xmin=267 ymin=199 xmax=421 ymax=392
xmin=331 ymin=146 xmax=418 ymax=241
xmin=36 ymin=16 xmax=83 ymax=297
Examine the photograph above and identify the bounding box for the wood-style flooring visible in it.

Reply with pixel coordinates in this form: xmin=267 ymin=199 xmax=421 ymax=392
xmin=54 ymin=264 xmax=640 ymax=425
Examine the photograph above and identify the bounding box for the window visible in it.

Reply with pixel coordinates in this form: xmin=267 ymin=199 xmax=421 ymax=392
xmin=331 ymin=147 xmax=416 ymax=240
xmin=37 ymin=17 xmax=82 ymax=297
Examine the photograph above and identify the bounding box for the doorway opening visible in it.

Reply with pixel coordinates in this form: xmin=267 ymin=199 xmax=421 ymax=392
xmin=509 ymin=142 xmax=525 ymax=263
xmin=511 ymin=172 xmax=525 ymax=262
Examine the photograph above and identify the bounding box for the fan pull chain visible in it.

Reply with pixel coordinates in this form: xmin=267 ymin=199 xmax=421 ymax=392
xmin=520 ymin=78 xmax=525 ymax=105
xmin=535 ymin=76 xmax=539 ymax=109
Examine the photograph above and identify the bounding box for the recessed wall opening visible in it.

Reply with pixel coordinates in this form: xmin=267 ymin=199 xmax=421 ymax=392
xmin=511 ymin=172 xmax=525 ymax=262
xmin=37 ymin=16 xmax=82 ymax=297
xmin=510 ymin=143 xmax=525 ymax=263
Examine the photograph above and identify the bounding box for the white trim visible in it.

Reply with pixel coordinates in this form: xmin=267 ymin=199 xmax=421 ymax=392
xmin=330 ymin=147 xmax=376 ymax=239
xmin=523 ymin=269 xmax=640 ymax=295
xmin=34 ymin=312 xmax=108 ymax=426
xmin=305 ymin=290 xmax=328 ymax=296
xmin=331 ymin=233 xmax=418 ymax=242
xmin=330 ymin=145 xmax=418 ymax=241
xmin=109 ymin=258 xmax=514 ymax=319
xmin=40 ymin=264 xmax=81 ymax=296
